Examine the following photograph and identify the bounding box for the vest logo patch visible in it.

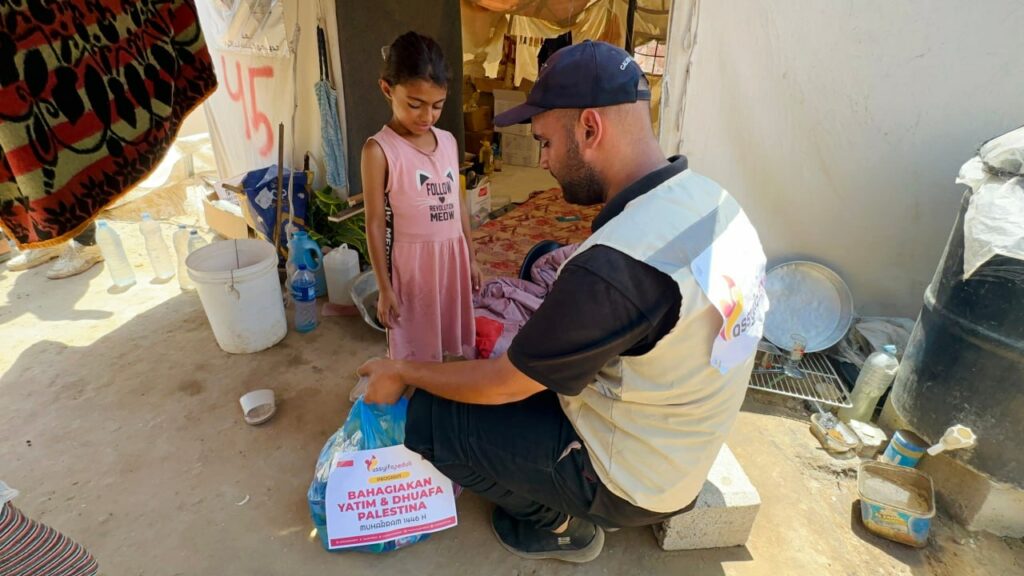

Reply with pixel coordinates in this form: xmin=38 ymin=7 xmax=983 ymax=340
xmin=718 ymin=276 xmax=744 ymax=340
xmin=718 ymin=274 xmax=766 ymax=341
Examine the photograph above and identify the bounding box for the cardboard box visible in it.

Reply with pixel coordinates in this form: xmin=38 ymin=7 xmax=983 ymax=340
xmin=466 ymin=129 xmax=495 ymax=159
xmin=501 ymin=132 xmax=541 ymax=168
xmin=471 ymin=76 xmax=509 ymax=94
xmin=464 ymin=105 xmax=493 ymax=133
xmin=466 ymin=178 xmax=492 ymax=228
xmin=493 ymin=89 xmax=532 ymax=136
xmin=203 ymin=192 xmax=250 ymax=239
xmin=477 ymin=91 xmax=494 ymax=112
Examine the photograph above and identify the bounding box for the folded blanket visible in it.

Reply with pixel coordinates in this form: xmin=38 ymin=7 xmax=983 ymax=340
xmin=0 ymin=0 xmax=217 ymax=248
xmin=474 ymin=243 xmax=577 ymax=358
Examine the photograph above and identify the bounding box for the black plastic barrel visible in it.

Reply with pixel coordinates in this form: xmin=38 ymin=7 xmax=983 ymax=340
xmin=890 ymin=190 xmax=1024 ymax=488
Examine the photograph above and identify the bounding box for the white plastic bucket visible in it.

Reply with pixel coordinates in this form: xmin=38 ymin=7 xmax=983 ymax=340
xmin=186 ymin=239 xmax=287 ymax=354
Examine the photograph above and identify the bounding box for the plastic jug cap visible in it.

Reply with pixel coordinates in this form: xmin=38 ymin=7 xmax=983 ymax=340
xmin=927 ymin=424 xmax=977 ymax=456
xmin=298 ymin=263 xmax=308 ymax=270
xmin=189 ymin=230 xmax=198 ymax=235
xmin=178 ymin=224 xmax=186 ymax=229
xmin=142 ymin=212 xmax=152 ymax=220
xmin=882 ymin=344 xmax=897 ymax=355
xmin=97 ymin=220 xmax=108 ymax=228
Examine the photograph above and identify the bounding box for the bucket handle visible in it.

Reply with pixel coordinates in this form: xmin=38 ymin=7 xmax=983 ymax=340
xmin=225 ymin=240 xmax=242 ymax=300
xmin=226 ymin=271 xmax=241 ymax=300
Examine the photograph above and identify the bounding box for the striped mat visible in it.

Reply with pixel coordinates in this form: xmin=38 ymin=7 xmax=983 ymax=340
xmin=0 ymin=503 xmax=98 ymax=576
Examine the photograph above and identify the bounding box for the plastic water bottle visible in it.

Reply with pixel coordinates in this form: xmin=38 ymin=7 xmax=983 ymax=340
xmin=187 ymin=230 xmax=207 ymax=255
xmin=291 ymin=263 xmax=318 ymax=333
xmin=173 ymin=225 xmax=193 ymax=290
xmin=323 ymin=244 xmax=360 ymax=305
xmin=839 ymin=345 xmax=900 ymax=423
xmin=287 ymin=231 xmax=326 ymax=297
xmin=95 ymin=220 xmax=136 ymax=288
xmin=140 ymin=213 xmax=175 ymax=281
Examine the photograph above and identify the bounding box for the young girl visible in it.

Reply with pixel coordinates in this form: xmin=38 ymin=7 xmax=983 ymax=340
xmin=362 ymin=31 xmax=479 ymax=363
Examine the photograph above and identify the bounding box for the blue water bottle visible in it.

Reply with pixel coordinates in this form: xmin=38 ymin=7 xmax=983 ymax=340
xmin=291 ymin=263 xmax=319 ymax=333
xmin=287 ymin=230 xmax=327 ymax=297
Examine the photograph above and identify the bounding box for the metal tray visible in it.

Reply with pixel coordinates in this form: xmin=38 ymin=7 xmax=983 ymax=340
xmin=763 ymin=261 xmax=855 ymax=352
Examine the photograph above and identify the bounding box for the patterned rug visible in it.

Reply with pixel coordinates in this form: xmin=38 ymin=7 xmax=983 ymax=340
xmin=473 ymin=187 xmax=600 ymax=278
xmin=0 ymin=0 xmax=217 ymax=248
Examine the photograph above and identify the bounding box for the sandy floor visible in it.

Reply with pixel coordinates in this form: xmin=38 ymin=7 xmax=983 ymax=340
xmin=1 ymin=220 xmax=1022 ymax=576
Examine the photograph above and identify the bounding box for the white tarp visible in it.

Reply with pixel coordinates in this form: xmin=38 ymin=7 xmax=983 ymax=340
xmin=203 ymin=0 xmax=292 ymax=57
xmin=660 ymin=0 xmax=1024 ymax=315
xmin=194 ymin=0 xmax=347 ymax=189
xmin=956 ymin=126 xmax=1024 ymax=281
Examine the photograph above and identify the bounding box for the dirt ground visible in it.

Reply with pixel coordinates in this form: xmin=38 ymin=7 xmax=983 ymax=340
xmin=2 ymin=220 xmax=1022 ymax=576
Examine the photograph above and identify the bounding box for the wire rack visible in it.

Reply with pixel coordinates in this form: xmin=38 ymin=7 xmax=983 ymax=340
xmin=749 ymin=351 xmax=852 ymax=408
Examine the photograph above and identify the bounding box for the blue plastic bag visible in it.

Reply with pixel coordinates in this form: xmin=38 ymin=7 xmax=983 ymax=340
xmin=307 ymin=398 xmax=430 ymax=553
xmin=241 ymin=165 xmax=310 ymax=265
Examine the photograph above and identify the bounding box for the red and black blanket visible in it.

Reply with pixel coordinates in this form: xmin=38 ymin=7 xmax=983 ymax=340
xmin=0 ymin=0 xmax=217 ymax=248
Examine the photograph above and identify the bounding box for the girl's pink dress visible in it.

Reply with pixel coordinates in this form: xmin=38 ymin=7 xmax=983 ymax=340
xmin=369 ymin=125 xmax=475 ymax=361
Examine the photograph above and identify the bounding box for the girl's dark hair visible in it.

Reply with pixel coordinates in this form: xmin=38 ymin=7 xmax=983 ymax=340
xmin=381 ymin=31 xmax=451 ymax=88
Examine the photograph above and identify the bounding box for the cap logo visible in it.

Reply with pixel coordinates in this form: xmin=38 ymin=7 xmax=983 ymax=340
xmin=620 ymin=56 xmax=633 ymax=70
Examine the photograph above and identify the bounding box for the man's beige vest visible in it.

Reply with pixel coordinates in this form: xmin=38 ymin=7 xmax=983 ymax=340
xmin=560 ymin=169 xmax=768 ymax=512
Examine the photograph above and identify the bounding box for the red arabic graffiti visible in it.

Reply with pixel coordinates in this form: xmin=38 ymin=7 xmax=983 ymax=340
xmin=222 ymin=55 xmax=275 ymax=156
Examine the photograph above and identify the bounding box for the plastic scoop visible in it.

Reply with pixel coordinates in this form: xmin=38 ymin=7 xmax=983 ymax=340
xmin=926 ymin=425 xmax=977 ymax=456
xmin=240 ymin=389 xmax=276 ymax=425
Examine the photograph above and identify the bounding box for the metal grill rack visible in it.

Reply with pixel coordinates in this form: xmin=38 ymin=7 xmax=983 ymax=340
xmin=749 ymin=350 xmax=852 ymax=408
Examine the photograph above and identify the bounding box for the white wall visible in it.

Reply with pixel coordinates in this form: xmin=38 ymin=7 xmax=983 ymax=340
xmin=662 ymin=0 xmax=1024 ymax=316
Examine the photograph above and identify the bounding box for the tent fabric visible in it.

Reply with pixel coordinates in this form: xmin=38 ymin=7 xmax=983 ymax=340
xmin=463 ymin=0 xmax=668 ymax=84
xmin=467 ymin=0 xmax=596 ymax=21
xmin=462 ymin=1 xmax=510 ymax=78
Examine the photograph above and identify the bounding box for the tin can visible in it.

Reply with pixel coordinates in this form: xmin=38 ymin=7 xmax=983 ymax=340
xmin=858 ymin=461 xmax=935 ymax=547
xmin=880 ymin=430 xmax=928 ymax=468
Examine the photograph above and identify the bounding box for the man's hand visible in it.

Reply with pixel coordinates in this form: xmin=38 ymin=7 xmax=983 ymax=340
xmin=358 ymin=358 xmax=407 ymax=405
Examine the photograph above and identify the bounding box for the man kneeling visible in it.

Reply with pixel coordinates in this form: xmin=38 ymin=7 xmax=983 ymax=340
xmin=360 ymin=41 xmax=768 ymax=563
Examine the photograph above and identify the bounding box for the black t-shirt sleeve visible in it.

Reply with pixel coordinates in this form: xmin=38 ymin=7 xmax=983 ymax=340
xmin=506 ymin=246 xmax=682 ymax=396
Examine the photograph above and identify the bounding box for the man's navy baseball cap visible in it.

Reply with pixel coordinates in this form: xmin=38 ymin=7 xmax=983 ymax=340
xmin=494 ymin=40 xmax=651 ymax=127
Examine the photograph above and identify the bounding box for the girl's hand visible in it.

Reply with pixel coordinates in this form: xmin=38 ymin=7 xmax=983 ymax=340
xmin=471 ymin=260 xmax=482 ymax=293
xmin=377 ymin=287 xmax=400 ymax=329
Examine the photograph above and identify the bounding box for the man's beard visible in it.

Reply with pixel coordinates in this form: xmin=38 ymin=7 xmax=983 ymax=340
xmin=556 ymin=137 xmax=605 ymax=206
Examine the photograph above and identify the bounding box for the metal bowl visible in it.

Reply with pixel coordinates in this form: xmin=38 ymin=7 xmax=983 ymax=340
xmin=349 ymin=271 xmax=386 ymax=333
xmin=763 ymin=261 xmax=854 ymax=352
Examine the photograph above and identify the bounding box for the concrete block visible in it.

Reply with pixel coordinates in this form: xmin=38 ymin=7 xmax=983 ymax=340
xmin=919 ymin=451 xmax=1024 ymax=538
xmin=880 ymin=397 xmax=1024 ymax=537
xmin=654 ymin=444 xmax=760 ymax=551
